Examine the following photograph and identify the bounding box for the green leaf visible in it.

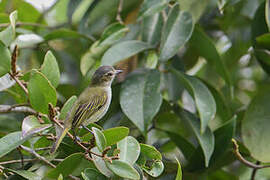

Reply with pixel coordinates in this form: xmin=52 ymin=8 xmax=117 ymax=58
xmin=103 ymin=126 xmax=129 ymax=146
xmin=13 ymin=34 xmax=44 ymax=48
xmin=117 ymin=136 xmax=140 ymax=165
xmin=191 ymin=26 xmax=231 ymax=86
xmin=159 ymin=4 xmax=194 ymax=62
xmin=0 ymin=131 xmax=29 ymax=158
xmin=171 ymin=69 xmax=216 ymax=133
xmin=80 ymin=51 xmax=96 ymax=76
xmin=28 ymin=70 xmax=57 ymax=114
xmin=40 ymin=51 xmax=60 ymax=88
xmin=59 ymin=96 xmax=77 ymax=120
xmin=0 ymin=41 xmax=11 ymax=77
xmin=7 ymin=169 xmax=41 ymax=180
xmin=21 ymin=115 xmax=51 ymax=138
xmin=120 ymin=69 xmax=162 ymax=134
xmin=0 ymin=73 xmax=15 ymax=91
xmin=44 ymin=29 xmax=93 ymax=42
xmin=91 ymin=147 xmax=113 ymax=177
xmin=92 ymin=127 xmax=107 ymax=152
xmin=138 ymin=0 xmax=170 ymax=19
xmin=105 ymin=160 xmax=140 ymax=180
xmin=101 ymin=40 xmax=152 ymax=66
xmin=140 ymin=143 xmax=162 ymax=160
xmin=99 ymin=22 xmax=129 ymax=46
xmin=175 ymin=158 xmax=182 ymax=180
xmin=142 ymin=160 xmax=164 ymax=177
xmin=256 ymin=33 xmax=270 ymax=49
xmin=266 ymin=0 xmax=270 ymax=31
xmin=81 ymin=168 xmax=107 ymax=180
xmin=181 ymin=110 xmax=214 ymax=167
xmin=9 ymin=10 xmax=17 ymax=31
xmin=47 ymin=153 xmax=95 ymax=178
xmin=0 ymin=25 xmax=13 ymax=46
xmin=142 ymin=13 xmax=163 ymax=46
xmin=242 ymin=89 xmax=270 ymax=162
xmin=146 ymin=50 xmax=158 ymax=69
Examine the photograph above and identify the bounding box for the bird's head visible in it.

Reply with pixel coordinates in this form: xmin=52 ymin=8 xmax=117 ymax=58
xmin=90 ymin=66 xmax=123 ymax=87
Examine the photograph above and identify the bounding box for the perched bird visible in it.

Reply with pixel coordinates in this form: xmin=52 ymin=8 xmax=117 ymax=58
xmin=50 ymin=65 xmax=122 ymax=154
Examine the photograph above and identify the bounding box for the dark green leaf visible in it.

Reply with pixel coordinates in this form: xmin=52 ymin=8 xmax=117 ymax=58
xmin=0 ymin=41 xmax=11 ymax=77
xmin=256 ymin=33 xmax=270 ymax=49
xmin=142 ymin=160 xmax=164 ymax=177
xmin=120 ymin=69 xmax=162 ymax=134
xmin=171 ymin=68 xmax=216 ymax=133
xmin=7 ymin=169 xmax=41 ymax=180
xmin=21 ymin=115 xmax=51 ymax=138
xmin=117 ymin=136 xmax=140 ymax=165
xmin=159 ymin=4 xmax=194 ymax=62
xmin=178 ymin=0 xmax=209 ymax=21
xmin=59 ymin=96 xmax=77 ymax=120
xmin=92 ymin=127 xmax=107 ymax=152
xmin=105 ymin=160 xmax=140 ymax=180
xmin=40 ymin=51 xmax=60 ymax=88
xmin=91 ymin=147 xmax=113 ymax=177
xmin=44 ymin=29 xmax=93 ymax=42
xmin=103 ymin=126 xmax=129 ymax=146
xmin=266 ymin=0 xmax=270 ymax=31
xmin=138 ymin=0 xmax=170 ymax=19
xmin=140 ymin=143 xmax=162 ymax=160
xmin=28 ymin=70 xmax=57 ymax=114
xmin=81 ymin=168 xmax=107 ymax=180
xmin=101 ymin=40 xmax=152 ymax=66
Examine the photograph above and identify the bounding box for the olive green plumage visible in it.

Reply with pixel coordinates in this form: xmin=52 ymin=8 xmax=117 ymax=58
xmin=50 ymin=66 xmax=122 ymax=154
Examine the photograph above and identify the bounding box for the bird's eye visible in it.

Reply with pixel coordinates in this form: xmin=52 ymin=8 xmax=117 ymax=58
xmin=107 ymin=72 xmax=113 ymax=76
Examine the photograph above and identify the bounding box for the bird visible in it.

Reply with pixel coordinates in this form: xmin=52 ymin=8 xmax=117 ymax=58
xmin=50 ymin=65 xmax=122 ymax=154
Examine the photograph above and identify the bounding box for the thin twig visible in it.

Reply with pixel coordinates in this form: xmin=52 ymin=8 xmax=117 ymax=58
xmin=11 ymin=45 xmax=18 ymax=75
xmin=116 ymin=0 xmax=124 ymax=24
xmin=16 ymin=147 xmax=24 ymax=168
xmin=0 ymin=159 xmax=63 ymax=165
xmin=0 ymin=104 xmax=36 ymax=114
xmin=0 ymin=22 xmax=50 ymax=29
xmin=232 ymin=139 xmax=270 ymax=169
xmin=9 ymin=73 xmax=29 ymax=95
xmin=251 ymin=161 xmax=260 ymax=180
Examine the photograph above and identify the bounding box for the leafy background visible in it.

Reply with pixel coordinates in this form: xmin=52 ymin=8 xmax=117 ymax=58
xmin=0 ymin=0 xmax=270 ymax=179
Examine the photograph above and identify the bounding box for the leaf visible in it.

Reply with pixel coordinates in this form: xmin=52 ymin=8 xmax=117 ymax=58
xmin=171 ymin=68 xmax=216 ymax=133
xmin=142 ymin=13 xmax=163 ymax=46
xmin=0 ymin=41 xmax=11 ymax=77
xmin=47 ymin=153 xmax=95 ymax=178
xmin=242 ymin=89 xmax=270 ymax=162
xmin=138 ymin=0 xmax=170 ymax=19
xmin=256 ymin=33 xmax=270 ymax=49
xmin=21 ymin=115 xmax=51 ymax=138
xmin=101 ymin=40 xmax=152 ymax=66
xmin=146 ymin=50 xmax=158 ymax=69
xmin=0 ymin=25 xmax=13 ymax=46
xmin=0 ymin=131 xmax=29 ymax=158
xmin=80 ymin=51 xmax=96 ymax=76
xmin=81 ymin=168 xmax=107 ymax=180
xmin=105 ymin=160 xmax=140 ymax=180
xmin=0 ymin=73 xmax=15 ymax=91
xmin=92 ymin=127 xmax=107 ymax=152
xmin=7 ymin=169 xmax=41 ymax=180
xmin=99 ymin=22 xmax=129 ymax=46
xmin=181 ymin=110 xmax=214 ymax=167
xmin=44 ymin=29 xmax=93 ymax=42
xmin=9 ymin=11 xmax=17 ymax=31
xmin=59 ymin=96 xmax=77 ymax=120
xmin=189 ymin=26 xmax=231 ymax=85
xmin=40 ymin=51 xmax=60 ymax=88
xmin=120 ymin=69 xmax=162 ymax=134
xmin=28 ymin=70 xmax=57 ymax=114
xmin=159 ymin=4 xmax=194 ymax=62
xmin=13 ymin=34 xmax=44 ymax=48
xmin=117 ymin=136 xmax=140 ymax=165
xmin=142 ymin=160 xmax=164 ymax=177
xmin=175 ymin=158 xmax=182 ymax=180
xmin=140 ymin=143 xmax=162 ymax=160
xmin=266 ymin=0 xmax=270 ymax=31
xmin=103 ymin=126 xmax=129 ymax=146
xmin=91 ymin=147 xmax=113 ymax=177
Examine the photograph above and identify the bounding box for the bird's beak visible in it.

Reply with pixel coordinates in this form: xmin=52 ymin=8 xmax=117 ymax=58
xmin=115 ymin=69 xmax=123 ymax=74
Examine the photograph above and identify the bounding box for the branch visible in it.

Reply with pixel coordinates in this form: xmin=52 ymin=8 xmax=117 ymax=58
xmin=116 ymin=0 xmax=124 ymax=24
xmin=0 ymin=22 xmax=50 ymax=29
xmin=0 ymin=104 xmax=37 ymax=114
xmin=0 ymin=158 xmax=63 ymax=165
xmin=232 ymin=139 xmax=270 ymax=169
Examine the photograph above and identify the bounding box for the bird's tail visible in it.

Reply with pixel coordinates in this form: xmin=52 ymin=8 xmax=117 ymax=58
xmin=50 ymin=128 xmax=69 ymax=154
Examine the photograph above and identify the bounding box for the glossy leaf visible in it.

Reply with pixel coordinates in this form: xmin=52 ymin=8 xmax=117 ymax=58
xmin=175 ymin=158 xmax=182 ymax=180
xmin=106 ymin=160 xmax=140 ymax=180
xmin=103 ymin=126 xmax=129 ymax=146
xmin=44 ymin=29 xmax=93 ymax=42
xmin=140 ymin=143 xmax=162 ymax=160
xmin=40 ymin=51 xmax=60 ymax=88
xmin=171 ymin=68 xmax=216 ymax=133
xmin=47 ymin=153 xmax=95 ymax=178
xmin=138 ymin=0 xmax=170 ymax=19
xmin=142 ymin=160 xmax=164 ymax=177
xmin=146 ymin=50 xmax=158 ymax=69
xmin=13 ymin=34 xmax=44 ymax=48
xmin=92 ymin=147 xmax=113 ymax=177
xmin=92 ymin=127 xmax=107 ymax=152
xmin=9 ymin=11 xmax=17 ymax=30
xmin=28 ymin=70 xmax=57 ymax=114
xmin=117 ymin=136 xmax=140 ymax=165
xmin=101 ymin=40 xmax=152 ymax=66
xmin=266 ymin=0 xmax=270 ymax=31
xmin=120 ymin=69 xmax=162 ymax=134
xmin=242 ymin=89 xmax=270 ymax=162
xmin=81 ymin=168 xmax=107 ymax=180
xmin=80 ymin=51 xmax=96 ymax=76
xmin=59 ymin=96 xmax=77 ymax=120
xmin=21 ymin=115 xmax=51 ymax=138
xmin=0 ymin=41 xmax=11 ymax=77
xmin=0 ymin=131 xmax=29 ymax=158
xmin=0 ymin=25 xmax=13 ymax=46
xmin=7 ymin=169 xmax=41 ymax=180
xmin=0 ymin=73 xmax=15 ymax=91
xmin=159 ymin=4 xmax=194 ymax=62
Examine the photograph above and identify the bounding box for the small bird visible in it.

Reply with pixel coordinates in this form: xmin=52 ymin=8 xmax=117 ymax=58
xmin=50 ymin=65 xmax=122 ymax=153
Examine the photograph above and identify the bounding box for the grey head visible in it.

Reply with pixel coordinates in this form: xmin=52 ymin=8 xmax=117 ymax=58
xmin=90 ymin=65 xmax=122 ymax=87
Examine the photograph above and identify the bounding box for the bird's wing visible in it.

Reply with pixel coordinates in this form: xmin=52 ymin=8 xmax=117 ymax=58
xmin=71 ymin=91 xmax=107 ymax=128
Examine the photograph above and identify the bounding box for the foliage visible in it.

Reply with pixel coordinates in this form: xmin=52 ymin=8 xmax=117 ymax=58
xmin=0 ymin=0 xmax=270 ymax=179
